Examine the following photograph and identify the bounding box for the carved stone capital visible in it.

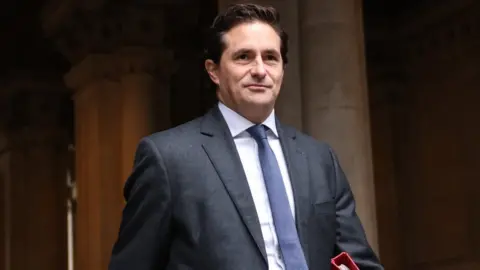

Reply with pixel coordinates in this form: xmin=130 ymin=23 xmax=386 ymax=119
xmin=41 ymin=0 xmax=109 ymax=36
xmin=64 ymin=47 xmax=175 ymax=90
xmin=42 ymin=0 xmax=203 ymax=64
xmin=46 ymin=3 xmax=168 ymax=63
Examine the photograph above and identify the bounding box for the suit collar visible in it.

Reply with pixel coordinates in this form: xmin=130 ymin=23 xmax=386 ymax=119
xmin=275 ymin=117 xmax=296 ymax=139
xmin=200 ymin=106 xmax=229 ymax=137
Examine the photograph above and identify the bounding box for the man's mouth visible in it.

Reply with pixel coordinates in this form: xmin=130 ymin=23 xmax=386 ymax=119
xmin=245 ymin=84 xmax=271 ymax=89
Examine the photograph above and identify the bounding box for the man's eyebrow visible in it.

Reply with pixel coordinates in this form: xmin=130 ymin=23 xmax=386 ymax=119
xmin=233 ymin=48 xmax=280 ymax=54
xmin=263 ymin=49 xmax=280 ymax=55
xmin=232 ymin=48 xmax=253 ymax=55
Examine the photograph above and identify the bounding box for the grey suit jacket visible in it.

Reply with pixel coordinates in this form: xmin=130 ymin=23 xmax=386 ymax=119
xmin=108 ymin=106 xmax=383 ymax=270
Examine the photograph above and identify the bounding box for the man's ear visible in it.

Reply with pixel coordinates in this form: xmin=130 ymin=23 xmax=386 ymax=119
xmin=205 ymin=59 xmax=220 ymax=85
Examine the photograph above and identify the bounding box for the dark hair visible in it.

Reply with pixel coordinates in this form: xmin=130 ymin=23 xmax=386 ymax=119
xmin=204 ymin=3 xmax=289 ymax=65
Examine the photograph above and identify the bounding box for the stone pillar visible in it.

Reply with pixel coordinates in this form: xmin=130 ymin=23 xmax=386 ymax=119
xmin=64 ymin=47 xmax=173 ymax=270
xmin=218 ymin=0 xmax=303 ymax=129
xmin=0 ymin=84 xmax=71 ymax=270
xmin=115 ymin=47 xmax=174 ymax=181
xmin=299 ymin=0 xmax=379 ymax=252
xmin=43 ymin=3 xmax=175 ymax=268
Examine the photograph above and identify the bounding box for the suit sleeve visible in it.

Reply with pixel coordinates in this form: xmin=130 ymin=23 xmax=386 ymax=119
xmin=328 ymin=147 xmax=384 ymax=270
xmin=109 ymin=137 xmax=172 ymax=270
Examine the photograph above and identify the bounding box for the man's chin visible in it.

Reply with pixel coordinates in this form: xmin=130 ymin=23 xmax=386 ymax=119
xmin=246 ymin=98 xmax=274 ymax=107
xmin=246 ymin=93 xmax=276 ymax=104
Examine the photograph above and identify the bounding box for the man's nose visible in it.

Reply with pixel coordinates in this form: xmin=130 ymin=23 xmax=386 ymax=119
xmin=250 ymin=58 xmax=267 ymax=78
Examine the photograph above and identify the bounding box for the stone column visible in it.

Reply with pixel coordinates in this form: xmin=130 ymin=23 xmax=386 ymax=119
xmin=66 ymin=62 xmax=122 ymax=270
xmin=299 ymin=0 xmax=379 ymax=252
xmin=43 ymin=3 xmax=175 ymax=268
xmin=115 ymin=47 xmax=174 ymax=181
xmin=64 ymin=47 xmax=173 ymax=270
xmin=218 ymin=0 xmax=303 ymax=129
xmin=0 ymin=82 xmax=71 ymax=270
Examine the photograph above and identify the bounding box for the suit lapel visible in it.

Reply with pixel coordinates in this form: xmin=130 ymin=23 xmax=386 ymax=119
xmin=200 ymin=107 xmax=268 ymax=264
xmin=277 ymin=120 xmax=311 ymax=264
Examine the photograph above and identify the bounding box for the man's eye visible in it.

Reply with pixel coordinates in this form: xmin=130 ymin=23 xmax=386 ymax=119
xmin=265 ymin=55 xmax=278 ymax=61
xmin=237 ymin=54 xmax=249 ymax=60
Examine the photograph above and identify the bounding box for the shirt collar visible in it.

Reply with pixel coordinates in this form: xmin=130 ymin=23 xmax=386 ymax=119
xmin=218 ymin=102 xmax=278 ymax=138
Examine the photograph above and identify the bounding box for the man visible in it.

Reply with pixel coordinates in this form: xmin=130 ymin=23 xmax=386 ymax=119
xmin=109 ymin=3 xmax=383 ymax=270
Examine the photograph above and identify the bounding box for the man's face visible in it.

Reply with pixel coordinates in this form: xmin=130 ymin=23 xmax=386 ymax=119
xmin=206 ymin=21 xmax=284 ymax=118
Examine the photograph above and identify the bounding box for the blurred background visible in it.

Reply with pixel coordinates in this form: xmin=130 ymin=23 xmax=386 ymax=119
xmin=0 ymin=0 xmax=479 ymax=270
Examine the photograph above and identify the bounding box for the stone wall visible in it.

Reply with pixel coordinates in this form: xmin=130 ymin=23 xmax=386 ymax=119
xmin=367 ymin=0 xmax=480 ymax=269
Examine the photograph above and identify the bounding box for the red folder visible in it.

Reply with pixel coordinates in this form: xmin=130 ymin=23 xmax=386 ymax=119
xmin=331 ymin=252 xmax=359 ymax=270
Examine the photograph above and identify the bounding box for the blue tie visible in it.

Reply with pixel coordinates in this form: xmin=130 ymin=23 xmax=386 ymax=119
xmin=247 ymin=125 xmax=308 ymax=270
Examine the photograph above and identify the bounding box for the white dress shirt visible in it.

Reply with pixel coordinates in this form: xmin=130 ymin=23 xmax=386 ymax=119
xmin=218 ymin=102 xmax=295 ymax=270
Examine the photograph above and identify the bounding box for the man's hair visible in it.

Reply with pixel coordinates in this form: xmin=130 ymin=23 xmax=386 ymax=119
xmin=204 ymin=3 xmax=289 ymax=65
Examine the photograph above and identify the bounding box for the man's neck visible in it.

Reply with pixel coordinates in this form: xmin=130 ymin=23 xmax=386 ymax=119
xmin=218 ymin=102 xmax=278 ymax=138
xmin=221 ymin=103 xmax=274 ymax=124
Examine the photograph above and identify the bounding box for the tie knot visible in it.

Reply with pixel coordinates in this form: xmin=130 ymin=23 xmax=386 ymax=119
xmin=247 ymin=124 xmax=267 ymax=142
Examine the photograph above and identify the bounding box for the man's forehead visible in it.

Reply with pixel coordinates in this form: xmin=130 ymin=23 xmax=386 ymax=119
xmin=228 ymin=43 xmax=281 ymax=53
xmin=223 ymin=22 xmax=281 ymax=51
